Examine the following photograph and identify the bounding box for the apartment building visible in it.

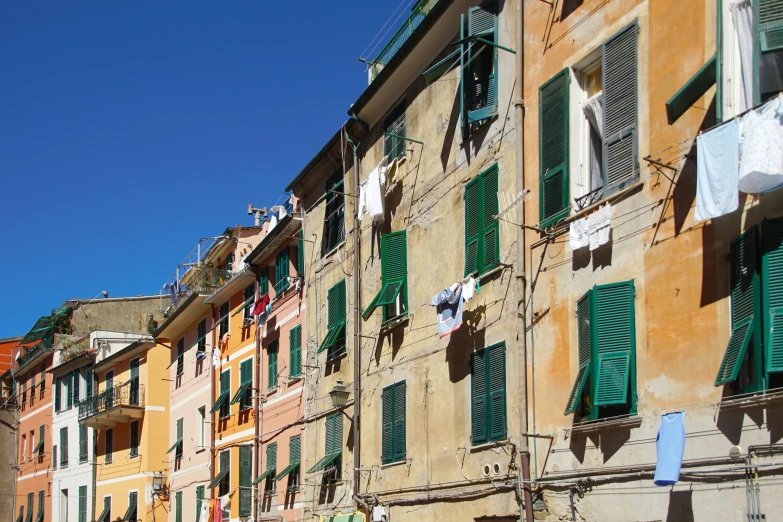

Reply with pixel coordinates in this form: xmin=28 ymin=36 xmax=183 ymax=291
xmin=0 ymin=337 xmax=21 ymax=522
xmin=244 ymin=197 xmax=306 ymax=522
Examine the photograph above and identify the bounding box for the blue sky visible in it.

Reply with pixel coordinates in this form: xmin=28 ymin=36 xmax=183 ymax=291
xmin=0 ymin=1 xmax=417 ymax=338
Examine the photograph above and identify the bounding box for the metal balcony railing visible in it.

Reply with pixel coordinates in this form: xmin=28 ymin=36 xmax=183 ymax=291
xmin=16 ymin=339 xmax=55 ymax=371
xmin=368 ymin=0 xmax=441 ymax=82
xmin=78 ymin=381 xmax=145 ymax=420
xmin=167 ymin=267 xmax=233 ymax=316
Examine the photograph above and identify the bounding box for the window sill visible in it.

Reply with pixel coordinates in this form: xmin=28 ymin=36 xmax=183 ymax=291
xmin=267 ymin=387 xmax=278 ymax=396
xmin=287 ymin=376 xmax=303 ymax=385
xmin=718 ymin=388 xmax=783 ymax=410
xmin=568 ymin=414 xmax=642 ymax=434
xmin=195 ymin=447 xmax=206 ymax=454
xmin=469 ymin=440 xmax=509 ymax=453
xmin=325 ymin=351 xmax=347 ymax=364
xmin=380 ymin=315 xmax=408 ymax=335
xmin=380 ymin=459 xmax=407 ymax=469
xmin=551 ymin=180 xmax=644 ymax=232
xmin=323 ymin=241 xmax=347 ymax=260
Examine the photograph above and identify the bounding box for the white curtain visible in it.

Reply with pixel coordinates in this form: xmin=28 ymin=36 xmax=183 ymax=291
xmin=582 ymin=92 xmax=604 ymax=194
xmin=582 ymin=91 xmax=604 ymax=137
xmin=731 ymin=0 xmax=754 ymax=111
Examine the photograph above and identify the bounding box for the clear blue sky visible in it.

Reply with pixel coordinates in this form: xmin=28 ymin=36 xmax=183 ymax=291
xmin=0 ymin=1 xmax=417 ymax=338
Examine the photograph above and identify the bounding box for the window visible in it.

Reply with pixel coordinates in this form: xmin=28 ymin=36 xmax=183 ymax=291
xmin=464 ymin=164 xmax=500 ymax=276
xmin=51 ymin=445 xmax=57 ymax=470
xmin=297 ymin=229 xmax=305 ymax=277
xmin=383 ymin=102 xmax=406 ymax=161
xmin=104 ymin=370 xmax=114 ymax=409
xmin=755 ymin=1 xmax=783 ymax=105
xmin=168 ymin=418 xmax=183 ymax=466
xmin=176 ymin=337 xmax=185 ymax=377
xmin=78 ymin=486 xmax=87 ymax=522
xmin=218 ymin=450 xmax=230 ymax=497
xmin=37 ymin=490 xmax=43 ymax=522
xmin=72 ymin=369 xmax=80 ymax=404
xmin=60 ymin=489 xmax=67 ymax=522
xmin=323 ymin=168 xmax=345 ymax=254
xmin=259 ymin=267 xmax=269 ymax=295
xmin=264 ymin=443 xmax=277 ymax=494
xmin=130 ymin=420 xmax=139 ymax=459
xmin=381 ymin=381 xmax=406 ymax=464
xmin=39 ymin=365 xmax=45 ymax=399
xmin=29 ymin=430 xmax=34 ymax=461
xmin=195 ymin=486 xmax=205 ymax=522
xmin=79 ymin=424 xmax=88 ymax=463
xmin=26 ymin=492 xmax=32 ymax=522
xmin=214 ymin=370 xmax=231 ymax=419
xmin=363 ymin=231 xmax=408 ymax=322
xmin=21 ymin=378 xmax=26 ymax=412
xmin=97 ymin=496 xmax=110 ymax=522
xmin=233 ymin=359 xmax=253 ymax=410
xmin=461 ymin=2 xmax=499 ymax=132
xmin=84 ymin=367 xmax=93 ymax=401
xmin=225 ymin=252 xmax=235 ymax=272
xmin=197 ymin=406 xmax=206 ymax=448
xmin=239 ymin=445 xmax=252 ymax=516
xmin=54 ymin=376 xmax=61 ymax=413
xmin=243 ymin=283 xmax=255 ymax=322
xmin=34 ymin=425 xmax=44 ymax=459
xmin=129 ymin=359 xmax=139 ymax=406
xmin=175 ymin=491 xmax=182 ymax=522
xmin=564 ymin=281 xmax=637 ymax=420
xmin=289 ymin=325 xmax=302 ymax=378
xmin=125 ymin=492 xmax=137 ymax=522
xmin=268 ymin=341 xmax=278 ymax=391
xmin=274 ymin=435 xmax=301 ymax=491
xmin=59 ymin=427 xmax=68 ymax=467
xmin=197 ymin=319 xmax=207 ymax=352
xmin=29 ymin=374 xmax=34 ymax=407
xmin=715 ymin=219 xmax=783 ymax=393
xmin=275 ymin=248 xmax=290 ymax=294
xmin=319 ymin=280 xmax=347 ymax=360
xmin=218 ymin=302 xmax=229 ymax=338
xmin=306 ymin=413 xmax=343 ymax=482
xmin=105 ymin=428 xmax=113 ymax=464
xmin=471 ymin=343 xmax=506 ymax=444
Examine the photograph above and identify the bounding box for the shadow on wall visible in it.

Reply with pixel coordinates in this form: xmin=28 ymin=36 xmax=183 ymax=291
xmin=446 ymin=307 xmax=487 ymax=383
xmin=666 ymin=489 xmax=694 ymax=522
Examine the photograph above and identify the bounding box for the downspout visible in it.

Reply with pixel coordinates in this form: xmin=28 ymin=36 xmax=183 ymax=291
xmin=210 ymin=304 xmax=217 ymax=514
xmin=10 ymin=375 xmax=18 ymax=522
xmin=346 ymin=114 xmax=371 ymax=517
xmin=514 ymin=1 xmax=535 ymax=522
xmin=253 ymin=274 xmax=262 ymax=522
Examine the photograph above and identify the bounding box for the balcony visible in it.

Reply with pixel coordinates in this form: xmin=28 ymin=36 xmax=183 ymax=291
xmin=166 ymin=267 xmax=233 ymax=316
xmin=79 ymin=382 xmax=145 ymax=429
xmin=15 ymin=340 xmax=55 ymax=372
xmin=368 ymin=0 xmax=440 ymax=82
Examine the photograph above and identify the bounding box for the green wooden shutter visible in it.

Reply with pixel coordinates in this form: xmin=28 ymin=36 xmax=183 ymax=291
xmin=471 ymin=349 xmax=488 ymax=444
xmin=289 ymin=326 xmax=302 ymax=377
xmin=239 ymin=445 xmax=252 ymax=516
xmin=54 ymin=377 xmax=60 ymax=413
xmin=602 ymin=22 xmax=638 ymax=195
xmin=195 ymin=485 xmax=204 ymax=522
xmin=60 ymin=427 xmax=68 ymax=466
xmin=268 ymin=345 xmax=278 ymax=390
xmin=80 ymin=424 xmax=88 ymax=461
xmin=267 ymin=442 xmax=277 ymax=471
xmin=592 ymin=281 xmax=635 ymax=407
xmin=175 ymin=490 xmax=182 ymax=522
xmin=459 ymin=13 xmax=467 ymax=132
xmin=756 ymin=0 xmax=783 ymax=104
xmin=78 ymin=486 xmax=87 ymax=522
xmin=334 ymin=414 xmax=343 ymax=455
xmin=716 ymin=228 xmax=760 ymax=385
xmin=482 ymin=165 xmax=500 ymax=267
xmin=291 ymin=435 xmax=301 ymax=462
xmin=488 ymin=344 xmax=506 ymax=441
xmin=39 ymin=425 xmax=44 ymax=454
xmin=763 ymin=218 xmax=783 ymax=373
xmin=220 ymin=370 xmax=231 ymax=418
xmin=38 ymin=490 xmax=43 ymax=520
xmin=275 ymin=247 xmax=290 ymax=293
xmin=176 ymin=418 xmax=183 ymax=442
xmin=423 ymin=49 xmax=460 ymax=85
xmin=297 ymin=229 xmax=305 ymax=276
xmin=259 ymin=268 xmax=269 ymax=295
xmin=565 ymin=293 xmax=592 ymax=414
xmin=85 ymin=368 xmax=92 ymax=400
xmin=325 ymin=415 xmax=335 ymax=456
xmin=73 ymin=369 xmax=80 ymax=404
xmin=393 ymin=381 xmax=406 ymax=460
xmin=539 ymin=69 xmax=570 ymax=227
xmin=465 ymin=3 xmax=498 ymax=124
xmin=666 ymin=55 xmax=717 ymax=124
xmin=464 ymin=178 xmax=480 ymax=277
xmin=381 ymin=386 xmax=393 ymax=463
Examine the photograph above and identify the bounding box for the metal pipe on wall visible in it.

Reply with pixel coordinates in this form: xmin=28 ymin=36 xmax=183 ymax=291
xmin=514 ymin=0 xmax=535 ymax=521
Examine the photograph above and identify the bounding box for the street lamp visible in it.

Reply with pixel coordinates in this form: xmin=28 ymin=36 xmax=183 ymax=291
xmin=329 ymin=379 xmax=350 ymax=408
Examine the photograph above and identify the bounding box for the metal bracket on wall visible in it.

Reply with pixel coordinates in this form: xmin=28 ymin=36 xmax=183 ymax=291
xmin=383 ymin=132 xmax=424 ymax=146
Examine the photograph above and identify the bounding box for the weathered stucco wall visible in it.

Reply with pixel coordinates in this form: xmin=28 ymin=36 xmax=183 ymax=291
xmin=71 ymin=295 xmax=169 ymax=336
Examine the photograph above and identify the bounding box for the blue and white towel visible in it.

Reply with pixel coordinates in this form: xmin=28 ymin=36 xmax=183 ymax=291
xmin=430 ymin=283 xmax=463 ymax=338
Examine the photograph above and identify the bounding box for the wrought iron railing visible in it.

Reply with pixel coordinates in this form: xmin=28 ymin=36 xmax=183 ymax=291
xmin=574 ymin=186 xmax=604 ymax=211
xmin=368 ymin=0 xmax=441 ymax=82
xmin=78 ymin=381 xmax=145 ymax=420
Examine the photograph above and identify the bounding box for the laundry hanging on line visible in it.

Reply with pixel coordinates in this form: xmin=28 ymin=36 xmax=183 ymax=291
xmin=695 ymin=118 xmax=740 ymax=221
xmin=587 ymin=203 xmax=611 ymax=251
xmin=358 ymin=158 xmax=399 ymax=223
xmin=653 ymin=411 xmax=686 ymax=486
xmin=738 ymin=96 xmax=783 ymax=193
xmin=569 ymin=217 xmax=589 ymax=250
xmin=252 ymin=294 xmax=270 ymax=316
xmin=430 ymin=283 xmax=464 ymax=338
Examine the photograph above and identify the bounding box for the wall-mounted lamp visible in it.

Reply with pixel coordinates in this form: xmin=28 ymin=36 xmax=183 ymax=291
xmin=329 ymin=379 xmax=350 ymax=408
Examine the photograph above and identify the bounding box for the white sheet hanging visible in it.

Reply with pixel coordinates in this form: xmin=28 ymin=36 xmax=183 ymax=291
xmin=738 ymin=96 xmax=783 ymax=193
xmin=731 ymin=0 xmax=754 ymax=111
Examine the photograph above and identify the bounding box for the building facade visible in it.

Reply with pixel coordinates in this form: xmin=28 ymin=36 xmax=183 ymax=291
xmin=244 ymin=197 xmax=306 ymax=522
xmin=81 ymin=333 xmax=170 ymax=522
xmin=0 ymin=337 xmax=21 ymax=522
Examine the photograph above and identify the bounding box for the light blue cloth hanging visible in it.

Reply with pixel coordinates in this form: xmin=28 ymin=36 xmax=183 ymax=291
xmin=654 ymin=411 xmax=686 ymax=486
xmin=695 ymin=119 xmax=740 ymax=221
xmin=430 ymin=284 xmax=463 ymax=338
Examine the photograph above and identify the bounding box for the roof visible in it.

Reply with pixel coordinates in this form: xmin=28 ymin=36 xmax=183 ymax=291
xmin=93 ymin=338 xmax=155 ymax=372
xmin=244 ymin=214 xmax=300 ymax=266
xmin=285 ymin=127 xmax=346 ymax=194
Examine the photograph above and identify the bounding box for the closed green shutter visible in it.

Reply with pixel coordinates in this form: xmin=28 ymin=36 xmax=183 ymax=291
xmin=259 ymin=268 xmax=269 ymax=295
xmin=239 ymin=445 xmax=252 ymax=516
xmin=488 ymin=344 xmax=506 ymax=440
xmin=465 ymin=3 xmax=498 ymax=124
xmin=80 ymin=423 xmax=88 ymax=462
xmin=666 ymin=55 xmax=718 ymax=124
xmin=756 ymin=1 xmax=783 ymax=103
xmin=297 ymin=229 xmax=305 ymax=276
xmin=78 ymin=486 xmax=87 ymax=522
xmin=54 ymin=377 xmax=60 ymax=413
xmin=716 ymin=228 xmax=761 ymax=385
xmin=220 ymin=370 xmax=231 ymax=418
xmin=593 ymin=281 xmax=635 ymax=407
xmin=291 ymin=435 xmax=301 ymax=462
xmin=39 ymin=425 xmax=44 ymax=456
xmin=763 ymin=218 xmax=783 ymax=373
xmin=471 ymin=349 xmax=488 ymax=444
xmin=464 ymin=164 xmax=500 ymax=277
xmin=326 ymin=413 xmax=343 ymax=456
xmin=268 ymin=344 xmax=278 ymax=390
xmin=381 ymin=386 xmax=393 ymax=463
xmin=38 ymin=490 xmax=43 ymax=521
xmin=363 ymin=232 xmax=408 ymax=321
xmin=60 ymin=427 xmax=68 ymax=467
xmin=565 ymin=293 xmax=592 ymax=414
xmin=85 ymin=368 xmax=92 ymax=400
xmin=176 ymin=418 xmax=183 ymax=447
xmin=539 ymin=69 xmax=570 ymax=227
xmin=275 ymin=247 xmax=290 ymax=293
xmin=393 ymin=381 xmax=406 ymax=460
xmin=175 ymin=490 xmax=182 ymax=522
xmin=26 ymin=493 xmax=32 ymax=522
xmin=464 ymin=178 xmax=480 ymax=277
xmin=602 ymin=22 xmax=639 ymax=196
xmin=195 ymin=485 xmax=205 ymax=522
xmin=381 ymin=381 xmax=407 ymax=464
xmin=290 ymin=325 xmax=302 ymax=377
xmin=321 ymin=281 xmax=347 ymax=356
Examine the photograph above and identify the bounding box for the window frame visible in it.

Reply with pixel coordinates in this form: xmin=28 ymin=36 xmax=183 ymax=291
xmin=218 ymin=301 xmax=230 ymax=338
xmin=105 ymin=428 xmax=113 ymax=464
xmin=289 ymin=325 xmax=302 ymax=378
xmin=323 ymin=168 xmax=346 ymax=255
xmin=383 ymin=102 xmax=407 ymax=161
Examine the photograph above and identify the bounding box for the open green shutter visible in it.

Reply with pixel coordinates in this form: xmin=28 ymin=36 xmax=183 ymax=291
xmin=39 ymin=425 xmax=44 ymax=453
xmin=488 ymin=344 xmax=506 ymax=440
xmin=60 ymin=428 xmax=68 ymax=466
xmin=297 ymin=229 xmax=305 ymax=276
xmin=539 ymin=69 xmax=570 ymax=227
xmin=267 ymin=442 xmax=277 ymax=471
xmin=666 ymin=55 xmax=717 ymax=124
xmin=481 ymin=166 xmax=500 ymax=268
xmin=423 ymin=49 xmax=460 ymax=84
xmin=381 ymin=386 xmax=393 ymax=463
xmin=459 ymin=13 xmax=466 ymax=132
xmin=763 ymin=217 xmax=783 ymax=373
xmin=758 ymin=0 xmax=783 ymax=58
xmin=54 ymin=377 xmax=60 ymax=413
xmin=239 ymin=445 xmax=252 ymax=516
xmin=291 ymin=435 xmax=301 ymax=462
xmin=268 ymin=347 xmax=277 ymax=389
xmin=565 ymin=293 xmax=592 ymax=414
xmin=465 ymin=3 xmax=498 ymax=124
xmin=471 ymin=350 xmax=488 ymax=444
xmin=195 ymin=486 xmax=204 ymax=522
xmin=602 ymin=22 xmax=638 ymax=196
xmin=393 ymin=381 xmax=406 ymax=460
xmin=593 ymin=281 xmax=635 ymax=407
xmin=464 ymin=178 xmax=480 ymax=277
xmin=78 ymin=486 xmax=87 ymax=522
xmin=382 ymin=231 xmax=407 ymax=285
xmin=325 ymin=415 xmax=335 ymax=456
xmin=716 ymin=229 xmax=760 ymax=385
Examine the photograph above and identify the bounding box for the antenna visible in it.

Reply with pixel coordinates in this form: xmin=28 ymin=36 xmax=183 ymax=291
xmin=247 ymin=205 xmax=268 ymax=226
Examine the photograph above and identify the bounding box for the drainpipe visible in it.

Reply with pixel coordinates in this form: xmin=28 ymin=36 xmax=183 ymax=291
xmin=253 ymin=274 xmax=262 ymax=522
xmin=346 ymin=114 xmax=371 ymax=517
xmin=210 ymin=304 xmax=217 ymax=513
xmin=10 ymin=375 xmax=18 ymax=522
xmin=514 ymin=1 xmax=535 ymax=522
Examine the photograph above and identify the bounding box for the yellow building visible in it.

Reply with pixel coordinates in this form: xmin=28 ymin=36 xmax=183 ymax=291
xmin=79 ymin=333 xmax=170 ymax=522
